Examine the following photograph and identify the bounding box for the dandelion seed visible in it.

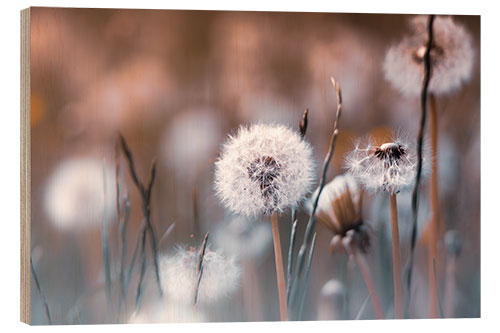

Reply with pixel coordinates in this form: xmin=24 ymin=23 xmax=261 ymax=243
xmin=345 ymin=133 xmax=430 ymax=195
xmin=214 ymin=123 xmax=315 ymax=217
xmin=383 ymin=15 xmax=475 ymax=96
xmin=44 ymin=157 xmax=116 ymax=230
xmin=160 ymin=246 xmax=241 ymax=305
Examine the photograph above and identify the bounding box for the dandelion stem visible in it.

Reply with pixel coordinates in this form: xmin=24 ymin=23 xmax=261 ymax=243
xmin=390 ymin=193 xmax=403 ymax=319
xmin=271 ymin=214 xmax=288 ymax=321
xmin=30 ymin=257 xmax=52 ymax=325
xmin=428 ymin=93 xmax=440 ymax=318
xmin=406 ymin=14 xmax=435 ymax=317
xmin=351 ymin=248 xmax=385 ymax=319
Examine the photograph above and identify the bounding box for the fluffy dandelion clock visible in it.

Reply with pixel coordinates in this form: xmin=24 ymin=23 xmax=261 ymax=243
xmin=214 ymin=123 xmax=315 ymax=216
xmin=44 ymin=157 xmax=116 ymax=230
xmin=383 ymin=15 xmax=475 ymax=96
xmin=160 ymin=246 xmax=241 ymax=305
xmin=345 ymin=134 xmax=430 ymax=195
xmin=307 ymin=173 xmax=371 ymax=254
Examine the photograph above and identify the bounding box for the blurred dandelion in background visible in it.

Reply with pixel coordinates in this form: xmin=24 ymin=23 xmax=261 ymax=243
xmin=43 ymin=157 xmax=116 ymax=230
xmin=317 ymin=279 xmax=346 ymax=320
xmin=383 ymin=15 xmax=475 ymax=97
xmin=161 ymin=107 xmax=223 ymax=180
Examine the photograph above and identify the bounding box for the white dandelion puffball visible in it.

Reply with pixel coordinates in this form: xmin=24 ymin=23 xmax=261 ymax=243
xmin=214 ymin=215 xmax=272 ymax=260
xmin=160 ymin=246 xmax=241 ymax=305
xmin=345 ymin=134 xmax=430 ymax=195
xmin=214 ymin=123 xmax=315 ymax=216
xmin=383 ymin=15 xmax=475 ymax=96
xmin=44 ymin=157 xmax=116 ymax=230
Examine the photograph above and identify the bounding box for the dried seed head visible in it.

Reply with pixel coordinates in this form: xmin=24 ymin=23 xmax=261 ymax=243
xmin=214 ymin=123 xmax=315 ymax=217
xmin=307 ymin=173 xmax=372 ymax=254
xmin=383 ymin=15 xmax=475 ymax=96
xmin=345 ymin=133 xmax=431 ymax=195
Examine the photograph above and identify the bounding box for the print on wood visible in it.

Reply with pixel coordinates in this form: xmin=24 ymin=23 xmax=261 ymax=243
xmin=20 ymin=7 xmax=480 ymax=325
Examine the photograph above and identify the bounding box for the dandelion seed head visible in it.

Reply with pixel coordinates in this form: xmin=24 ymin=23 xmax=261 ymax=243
xmin=345 ymin=133 xmax=430 ymax=195
xmin=383 ymin=15 xmax=475 ymax=96
xmin=160 ymin=245 xmax=241 ymax=305
xmin=214 ymin=123 xmax=315 ymax=216
xmin=44 ymin=157 xmax=116 ymax=230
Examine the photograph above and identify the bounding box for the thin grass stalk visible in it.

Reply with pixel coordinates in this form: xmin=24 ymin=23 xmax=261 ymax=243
xmin=289 ymin=78 xmax=343 ymax=314
xmin=355 ymin=294 xmax=371 ymax=320
xmin=352 ymin=248 xmax=385 ymax=319
xmin=126 ymin=220 xmax=145 ymax=289
xmin=159 ymin=223 xmax=176 ymax=249
xmin=406 ymin=14 xmax=435 ymax=317
xmin=30 ymin=258 xmax=52 ymax=324
xmin=118 ymin=192 xmax=130 ymax=320
xmin=115 ymin=142 xmax=124 ymax=316
xmin=428 ymin=93 xmax=440 ymax=318
xmin=286 ymin=216 xmax=298 ymax=302
xmin=101 ymin=164 xmax=112 ymax=308
xmin=119 ymin=134 xmax=163 ymax=297
xmin=194 ymin=233 xmax=210 ymax=306
xmin=297 ymin=232 xmax=317 ymax=320
xmin=135 ymin=226 xmax=148 ymax=311
xmin=271 ymin=214 xmax=288 ymax=321
xmin=390 ymin=193 xmax=403 ymax=319
xmin=286 ymin=108 xmax=309 ymax=302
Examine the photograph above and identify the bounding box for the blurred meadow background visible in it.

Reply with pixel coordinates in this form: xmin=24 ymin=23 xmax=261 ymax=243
xmin=29 ymin=7 xmax=480 ymax=324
